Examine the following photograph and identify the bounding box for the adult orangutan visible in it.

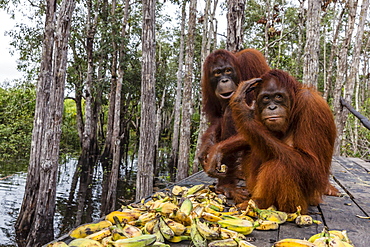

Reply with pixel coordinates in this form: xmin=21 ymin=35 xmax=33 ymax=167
xmin=199 ymin=49 xmax=269 ymax=200
xmin=229 ymin=69 xmax=337 ymax=213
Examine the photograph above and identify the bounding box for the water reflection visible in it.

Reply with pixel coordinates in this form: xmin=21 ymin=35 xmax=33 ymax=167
xmin=0 ymin=158 xmax=120 ymax=246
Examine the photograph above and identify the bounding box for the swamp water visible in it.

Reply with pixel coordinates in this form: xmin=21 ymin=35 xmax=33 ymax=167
xmin=0 ymin=158 xmax=136 ymax=246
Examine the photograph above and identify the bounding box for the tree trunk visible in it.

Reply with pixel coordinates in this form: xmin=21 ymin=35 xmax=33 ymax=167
xmin=136 ymin=0 xmax=156 ymax=200
xmin=15 ymin=1 xmax=75 ymax=246
xmin=333 ymin=0 xmax=358 ymax=155
xmin=169 ymin=1 xmax=186 ymax=181
xmin=226 ymin=0 xmax=245 ymax=52
xmin=302 ymin=0 xmax=321 ymax=88
xmin=176 ymin=0 xmax=197 ymax=182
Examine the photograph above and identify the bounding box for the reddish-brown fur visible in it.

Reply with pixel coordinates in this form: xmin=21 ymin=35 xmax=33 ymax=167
xmin=230 ymin=70 xmax=337 ymax=213
xmin=199 ymin=49 xmax=270 ymax=200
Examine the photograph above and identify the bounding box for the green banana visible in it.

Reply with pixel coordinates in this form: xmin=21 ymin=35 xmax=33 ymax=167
xmin=179 ymin=198 xmax=193 ymax=215
xmin=68 ymin=238 xmax=103 ymax=247
xmin=185 ymin=184 xmax=205 ymax=196
xmin=190 ymin=219 xmax=207 ymax=247
xmin=110 ymin=234 xmax=157 ymax=247
xmin=218 ymin=219 xmax=255 ymax=235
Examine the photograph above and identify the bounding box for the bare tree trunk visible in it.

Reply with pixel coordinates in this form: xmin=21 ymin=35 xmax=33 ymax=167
xmin=176 ymin=0 xmax=197 ymax=182
xmin=101 ymin=0 xmax=130 ymax=215
xmin=136 ymin=0 xmax=156 ymax=199
xmin=226 ymin=0 xmax=245 ymax=52
xmin=15 ymin=1 xmax=75 ymax=246
xmin=169 ymin=1 xmax=186 ymax=181
xmin=324 ymin=3 xmax=344 ymax=100
xmin=192 ymin=0 xmax=217 ymax=174
xmin=302 ymin=0 xmax=321 ymax=88
xmin=333 ymin=0 xmax=358 ymax=155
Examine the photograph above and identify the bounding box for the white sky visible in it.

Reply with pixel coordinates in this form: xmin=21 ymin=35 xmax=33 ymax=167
xmin=0 ymin=9 xmax=23 ymax=84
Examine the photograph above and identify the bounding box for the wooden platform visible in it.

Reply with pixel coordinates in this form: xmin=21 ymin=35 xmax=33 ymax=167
xmin=172 ymin=156 xmax=370 ymax=247
xmin=48 ymin=156 xmax=370 ymax=247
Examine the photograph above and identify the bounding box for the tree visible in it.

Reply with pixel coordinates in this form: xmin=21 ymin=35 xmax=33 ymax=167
xmin=302 ymin=0 xmax=321 ymax=87
xmin=176 ymin=0 xmax=197 ymax=182
xmin=136 ymin=0 xmax=156 ymax=200
xmin=15 ymin=0 xmax=75 ymax=246
xmin=226 ymin=0 xmax=245 ymax=51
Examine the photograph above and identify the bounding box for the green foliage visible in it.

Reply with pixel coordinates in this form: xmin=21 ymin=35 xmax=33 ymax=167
xmin=60 ymin=99 xmax=81 ymax=155
xmin=0 ymin=82 xmax=35 ymax=162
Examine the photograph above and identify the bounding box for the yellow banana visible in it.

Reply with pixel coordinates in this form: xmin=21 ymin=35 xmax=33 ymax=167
xmin=286 ymin=206 xmax=301 ymax=222
xmin=175 ymin=211 xmax=192 ymax=226
xmin=152 ymin=218 xmax=165 ymax=243
xmin=101 ymin=236 xmax=113 ymax=246
xmin=190 ymin=219 xmax=207 ymax=247
xmin=273 ymin=238 xmax=316 ymax=247
xmin=329 ymin=230 xmax=352 ymax=243
xmin=208 ymin=238 xmax=238 ymax=247
xmin=69 ymin=220 xmax=112 ymax=238
xmin=255 ymin=219 xmax=279 ymax=230
xmin=164 ymin=218 xmax=186 ymax=235
xmin=201 ymin=212 xmax=222 ymax=222
xmin=122 ymin=223 xmax=142 ymax=238
xmin=110 ymin=226 xmax=127 ymax=241
xmin=194 ymin=217 xmax=220 ymax=240
xmin=219 ymin=228 xmax=246 ymax=240
xmin=110 ymin=234 xmax=157 ymax=247
xmin=295 ymin=215 xmax=322 ymax=227
xmin=155 ymin=202 xmax=179 ymax=215
xmin=313 ymin=237 xmax=350 ymax=247
xmin=204 ymin=205 xmax=223 ymax=217
xmin=85 ymin=228 xmax=111 ymax=241
xmin=257 ymin=209 xmax=288 ymax=224
xmin=217 ymin=219 xmax=255 ymax=235
xmin=208 ymin=199 xmax=225 ymax=212
xmin=167 ymin=235 xmax=192 ymax=243
xmin=68 ymin=238 xmax=103 ymax=247
xmin=158 ymin=216 xmax=175 ymax=240
xmin=129 ymin=212 xmax=157 ymax=226
xmin=105 ymin=211 xmax=142 ymax=224
xmin=152 ymin=242 xmax=171 ymax=247
xmin=171 ymin=185 xmax=185 ymax=196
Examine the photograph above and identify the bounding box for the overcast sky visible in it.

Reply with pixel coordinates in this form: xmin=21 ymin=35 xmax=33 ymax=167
xmin=0 ymin=9 xmax=23 ymax=84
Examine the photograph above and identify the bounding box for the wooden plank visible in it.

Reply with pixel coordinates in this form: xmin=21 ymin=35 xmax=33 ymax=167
xmin=334 ymin=156 xmax=370 ymax=183
xmin=330 ymin=159 xmax=370 ymax=215
xmin=347 ymin=157 xmax=370 ymax=172
xmin=319 ymin=195 xmax=370 ymax=247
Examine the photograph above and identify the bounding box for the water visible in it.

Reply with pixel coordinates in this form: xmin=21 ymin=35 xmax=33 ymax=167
xmin=0 ymin=159 xmax=105 ymax=246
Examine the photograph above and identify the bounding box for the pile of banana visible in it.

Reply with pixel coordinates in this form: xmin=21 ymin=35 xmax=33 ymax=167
xmin=47 ymin=184 xmax=353 ymax=247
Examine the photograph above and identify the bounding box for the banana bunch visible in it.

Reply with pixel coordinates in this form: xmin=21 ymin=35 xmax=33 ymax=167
xmin=49 ymin=183 xmax=355 ymax=247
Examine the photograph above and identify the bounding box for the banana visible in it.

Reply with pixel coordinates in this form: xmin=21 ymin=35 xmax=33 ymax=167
xmin=122 ymin=223 xmax=142 ymax=238
xmin=255 ymin=219 xmax=279 ymax=230
xmin=68 ymin=238 xmax=103 ymax=247
xmin=110 ymin=226 xmax=127 ymax=241
xmin=295 ymin=214 xmax=313 ymax=227
xmin=208 ymin=238 xmax=238 ymax=247
xmin=308 ymin=229 xmax=352 ymax=244
xmin=101 ymin=236 xmax=113 ymax=246
xmin=175 ymin=211 xmax=192 ymax=226
xmin=185 ymin=184 xmax=205 ymax=196
xmin=257 ymin=209 xmax=288 ymax=224
xmin=129 ymin=212 xmax=158 ymax=226
xmin=219 ymin=228 xmax=246 ymax=240
xmin=110 ymin=234 xmax=157 ymax=247
xmin=204 ymin=205 xmax=223 ymax=216
xmin=208 ymin=199 xmax=225 ymax=212
xmin=171 ymin=185 xmax=185 ymax=196
xmin=179 ymin=198 xmax=193 ymax=215
xmin=201 ymin=212 xmax=222 ymax=222
xmin=155 ymin=202 xmax=179 ymax=215
xmin=190 ymin=219 xmax=207 ymax=247
xmin=329 ymin=230 xmax=352 ymax=243
xmin=313 ymin=237 xmax=351 ymax=247
xmin=105 ymin=211 xmax=142 ymax=224
xmin=152 ymin=242 xmax=171 ymax=247
xmin=85 ymin=228 xmax=111 ymax=241
xmin=144 ymin=219 xmax=158 ymax=234
xmin=234 ymin=237 xmax=258 ymax=247
xmin=217 ymin=219 xmax=255 ymax=235
xmin=152 ymin=218 xmax=165 ymax=243
xmin=69 ymin=220 xmax=113 ymax=238
xmin=164 ymin=218 xmax=186 ymax=235
xmin=273 ymin=238 xmax=316 ymax=247
xmin=167 ymin=235 xmax=192 ymax=243
xmin=46 ymin=242 xmax=69 ymax=247
xmin=158 ymin=216 xmax=175 ymax=240
xmin=194 ymin=217 xmax=220 ymax=240
xmin=286 ymin=206 xmax=301 ymax=222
